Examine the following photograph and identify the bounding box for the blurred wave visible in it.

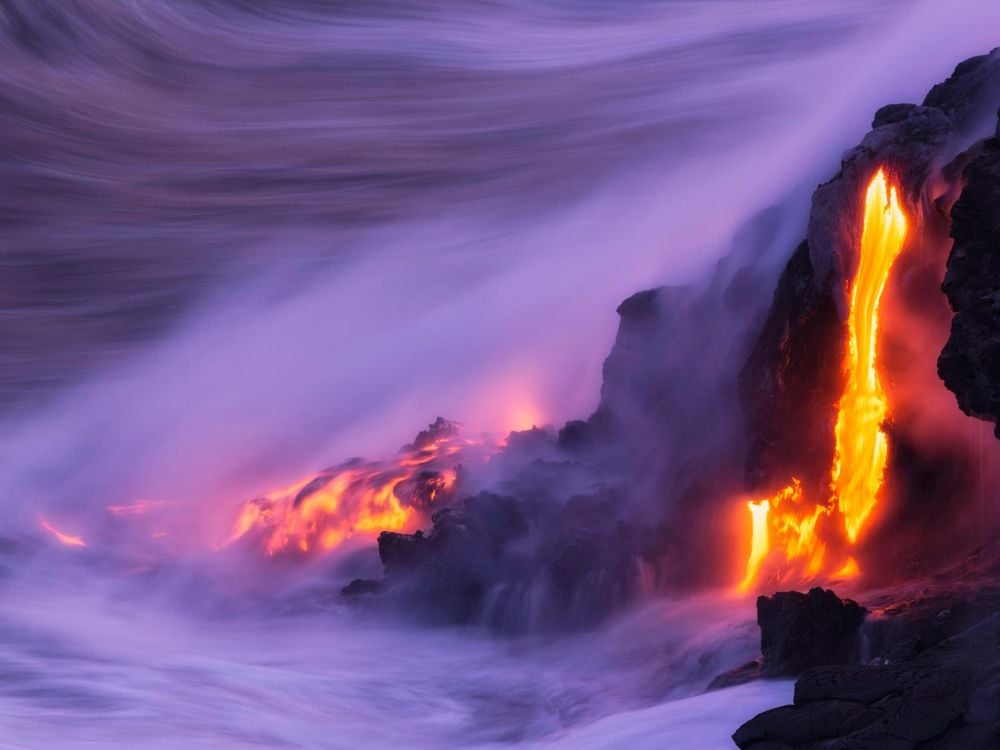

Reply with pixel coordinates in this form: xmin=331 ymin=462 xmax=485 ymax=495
xmin=0 ymin=572 xmax=773 ymax=749
xmin=0 ymin=0 xmax=898 ymax=414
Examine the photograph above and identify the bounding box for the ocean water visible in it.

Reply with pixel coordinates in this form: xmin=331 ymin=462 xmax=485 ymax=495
xmin=3 ymin=1 xmax=1000 ymax=747
xmin=0 ymin=565 xmax=786 ymax=749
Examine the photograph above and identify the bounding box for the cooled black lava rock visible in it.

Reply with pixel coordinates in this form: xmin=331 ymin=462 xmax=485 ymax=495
xmin=372 ymin=492 xmax=530 ymax=623
xmin=378 ymin=529 xmax=433 ymax=575
xmin=344 ymin=488 xmax=651 ymax=631
xmin=741 ymin=102 xmax=952 ymax=497
xmin=735 ymin=546 xmax=1000 ymax=749
xmin=734 ymin=614 xmax=1000 ymax=750
xmin=923 ymin=47 xmax=1000 ymax=130
xmin=758 ymin=588 xmax=867 ymax=677
xmin=873 ymin=102 xmax=918 ymax=129
xmin=939 ymin=137 xmax=1000 ymax=436
xmin=739 ymin=241 xmax=843 ymax=494
xmin=581 ymin=204 xmax=809 ymax=588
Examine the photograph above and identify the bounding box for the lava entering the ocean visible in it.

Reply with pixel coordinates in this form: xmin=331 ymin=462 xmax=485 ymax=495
xmin=738 ymin=168 xmax=908 ymax=592
xmin=226 ymin=418 xmax=500 ymax=557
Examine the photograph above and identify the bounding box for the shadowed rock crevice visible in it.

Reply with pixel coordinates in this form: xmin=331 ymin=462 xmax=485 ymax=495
xmin=939 ymin=137 xmax=1000 ymax=435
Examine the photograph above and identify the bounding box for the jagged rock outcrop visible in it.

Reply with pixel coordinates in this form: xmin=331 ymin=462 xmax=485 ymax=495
xmin=732 ymin=47 xmax=1000 ymax=749
xmin=346 ymin=197 xmax=810 ymax=621
xmin=741 ymin=103 xmax=953 ymax=497
xmin=733 ymin=612 xmax=1000 ymax=750
xmin=741 ymin=49 xmax=1000 ymax=498
xmin=939 ymin=137 xmax=1000 ymax=435
xmin=758 ymin=588 xmax=867 ymax=677
xmin=344 ymin=488 xmax=652 ymax=632
xmin=923 ymin=49 xmax=1000 ymax=132
xmin=739 ymin=240 xmax=843 ymax=495
xmin=710 ymin=587 xmax=867 ymax=690
xmin=562 ymin=204 xmax=808 ymax=589
xmin=933 ymin=51 xmax=1000 ymax=435
xmin=733 ymin=544 xmax=1000 ymax=749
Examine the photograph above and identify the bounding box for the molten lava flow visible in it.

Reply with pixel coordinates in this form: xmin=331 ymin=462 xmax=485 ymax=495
xmin=739 ymin=498 xmax=771 ymax=592
xmin=832 ymin=169 xmax=908 ymax=542
xmin=227 ymin=419 xmax=499 ymax=557
xmin=40 ymin=518 xmax=86 ymax=547
xmin=737 ymin=479 xmax=829 ymax=592
xmin=738 ymin=168 xmax=907 ymax=591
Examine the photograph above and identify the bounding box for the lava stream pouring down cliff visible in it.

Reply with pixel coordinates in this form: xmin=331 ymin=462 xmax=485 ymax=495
xmin=739 ymin=168 xmax=908 ymax=592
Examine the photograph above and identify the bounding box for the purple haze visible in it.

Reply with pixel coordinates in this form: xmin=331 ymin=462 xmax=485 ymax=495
xmin=1 ymin=1 xmax=1000 ymax=748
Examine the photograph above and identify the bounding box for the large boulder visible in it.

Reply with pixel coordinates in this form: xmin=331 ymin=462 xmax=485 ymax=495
xmin=734 ymin=615 xmax=1000 ymax=750
xmin=735 ymin=547 xmax=1000 ymax=749
xmin=758 ymin=588 xmax=867 ymax=677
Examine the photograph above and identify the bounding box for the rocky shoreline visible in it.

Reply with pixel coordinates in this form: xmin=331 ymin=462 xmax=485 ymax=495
xmin=730 ymin=48 xmax=1000 ymax=750
xmin=732 ymin=557 xmax=1000 ymax=748
xmin=334 ymin=46 xmax=1000 ymax=747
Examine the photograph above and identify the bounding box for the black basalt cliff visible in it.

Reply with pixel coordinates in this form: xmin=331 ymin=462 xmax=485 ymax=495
xmin=939 ymin=137 xmax=1000 ymax=434
xmin=740 ymin=101 xmax=955 ymax=499
xmin=733 ymin=47 xmax=1000 ymax=750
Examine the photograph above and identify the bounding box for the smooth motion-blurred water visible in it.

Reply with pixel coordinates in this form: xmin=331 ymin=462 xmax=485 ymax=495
xmin=4 ymin=0 xmax=1000 ymax=747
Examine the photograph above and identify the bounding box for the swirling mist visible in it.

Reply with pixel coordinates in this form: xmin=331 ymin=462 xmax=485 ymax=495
xmin=2 ymin=1 xmax=1000 ymax=747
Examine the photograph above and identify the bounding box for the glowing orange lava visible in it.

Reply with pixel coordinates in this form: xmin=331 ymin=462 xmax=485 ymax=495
xmin=40 ymin=518 xmax=86 ymax=547
xmin=737 ymin=479 xmax=829 ymax=592
xmin=738 ymin=168 xmax=907 ymax=592
xmin=832 ymin=169 xmax=908 ymax=542
xmin=227 ymin=419 xmax=498 ymax=557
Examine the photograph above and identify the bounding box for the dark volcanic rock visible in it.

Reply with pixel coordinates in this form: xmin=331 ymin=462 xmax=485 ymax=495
xmin=728 ymin=45 xmax=1000 ymax=750
xmin=873 ymin=103 xmax=917 ymax=129
xmin=741 ymin=102 xmax=952 ymax=495
xmin=735 ymin=550 xmax=1000 ymax=749
xmin=739 ymin=241 xmax=843 ymax=494
xmin=923 ymin=47 xmax=1000 ymax=131
xmin=908 ymin=49 xmax=1000 ymax=437
xmin=733 ymin=698 xmax=885 ymax=749
xmin=939 ymin=137 xmax=1000 ymax=436
xmin=581 ymin=203 xmax=808 ymax=588
xmin=344 ymin=489 xmax=651 ymax=631
xmin=758 ymin=588 xmax=867 ymax=676
xmin=378 ymin=529 xmax=432 ymax=575
xmin=381 ymin=493 xmax=528 ymax=623
xmin=734 ymin=615 xmax=1000 ymax=749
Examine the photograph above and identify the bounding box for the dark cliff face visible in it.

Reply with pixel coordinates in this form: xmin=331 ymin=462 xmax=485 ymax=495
xmin=740 ymin=105 xmax=952 ymax=498
xmin=939 ymin=138 xmax=1000 ymax=436
xmin=579 ymin=205 xmax=806 ymax=587
xmin=345 ymin=48 xmax=1000 ymax=632
xmin=923 ymin=49 xmax=1000 ymax=134
xmin=341 ymin=197 xmax=809 ymax=623
xmin=738 ymin=240 xmax=843 ymax=497
xmin=738 ymin=46 xmax=1000 ymax=496
xmin=589 ymin=205 xmax=803 ymax=497
xmin=733 ymin=49 xmax=1000 ymax=750
xmin=733 ymin=553 xmax=1000 ymax=750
